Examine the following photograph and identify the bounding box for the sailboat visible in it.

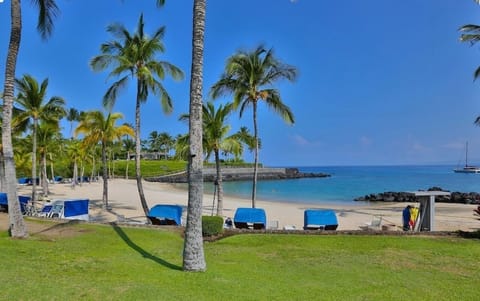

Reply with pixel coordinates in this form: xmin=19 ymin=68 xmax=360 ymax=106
xmin=453 ymin=142 xmax=480 ymax=173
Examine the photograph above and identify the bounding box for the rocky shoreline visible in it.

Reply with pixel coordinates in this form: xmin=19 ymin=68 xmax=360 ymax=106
xmin=354 ymin=187 xmax=480 ymax=204
xmin=146 ymin=167 xmax=330 ymax=183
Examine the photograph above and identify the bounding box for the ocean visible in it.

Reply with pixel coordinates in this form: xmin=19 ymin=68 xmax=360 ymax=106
xmin=203 ymin=165 xmax=480 ymax=205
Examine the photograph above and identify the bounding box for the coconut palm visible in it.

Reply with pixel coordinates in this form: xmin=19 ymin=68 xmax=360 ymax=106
xmin=459 ymin=1 xmax=480 ymax=79
xmin=122 ymin=137 xmax=135 ymax=179
xmin=14 ymin=74 xmax=66 ymax=204
xmin=180 ymin=101 xmax=250 ymax=217
xmin=66 ymin=108 xmax=80 ymax=139
xmin=90 ymin=13 xmax=183 ymax=217
xmin=75 ymin=110 xmax=134 ymax=209
xmin=210 ymin=46 xmax=297 ymax=208
xmin=36 ymin=121 xmax=62 ymax=197
xmin=3 ymin=0 xmax=59 ymax=238
xmin=158 ymin=132 xmax=175 ymax=158
xmin=183 ymin=0 xmax=207 ymax=272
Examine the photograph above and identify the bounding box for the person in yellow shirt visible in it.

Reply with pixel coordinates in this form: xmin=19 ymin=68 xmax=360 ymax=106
xmin=409 ymin=206 xmax=419 ymax=230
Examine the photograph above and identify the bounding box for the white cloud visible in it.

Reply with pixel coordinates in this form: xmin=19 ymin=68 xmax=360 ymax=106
xmin=290 ymin=134 xmax=321 ymax=146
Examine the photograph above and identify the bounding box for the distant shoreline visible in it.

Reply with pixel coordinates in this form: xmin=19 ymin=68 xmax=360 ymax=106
xmin=146 ymin=167 xmax=330 ymax=183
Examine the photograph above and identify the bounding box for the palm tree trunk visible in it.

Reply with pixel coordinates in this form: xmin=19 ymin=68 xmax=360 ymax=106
xmin=3 ymin=0 xmax=28 ymax=238
xmin=72 ymin=159 xmax=78 ymax=189
xmin=214 ymin=149 xmax=223 ymax=216
xmin=41 ymin=152 xmax=48 ymax=196
xmin=251 ymin=101 xmax=259 ymax=208
xmin=31 ymin=119 xmax=38 ymax=204
xmin=183 ymin=0 xmax=206 ymax=272
xmin=135 ymin=81 xmax=149 ymax=217
xmin=49 ymin=153 xmax=55 ymax=182
xmin=0 ymin=153 xmax=5 ymax=192
xmin=102 ymin=142 xmax=108 ymax=209
xmin=126 ymin=151 xmax=130 ymax=179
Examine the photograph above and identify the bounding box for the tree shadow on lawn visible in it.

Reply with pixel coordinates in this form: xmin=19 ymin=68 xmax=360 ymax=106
xmin=111 ymin=224 xmax=182 ymax=271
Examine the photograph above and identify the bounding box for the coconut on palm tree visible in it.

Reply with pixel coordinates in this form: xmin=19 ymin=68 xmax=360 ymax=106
xmin=90 ymin=13 xmax=183 ymax=217
xmin=14 ymin=74 xmax=66 ymax=205
xmin=75 ymin=110 xmax=134 ymax=209
xmin=2 ymin=0 xmax=60 ymax=238
xmin=210 ymin=45 xmax=297 ymax=208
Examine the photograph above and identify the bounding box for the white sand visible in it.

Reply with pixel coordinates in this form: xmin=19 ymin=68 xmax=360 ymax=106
xmin=19 ymin=178 xmax=480 ymax=232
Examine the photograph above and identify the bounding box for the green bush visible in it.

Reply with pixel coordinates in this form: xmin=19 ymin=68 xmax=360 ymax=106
xmin=202 ymin=215 xmax=224 ymax=237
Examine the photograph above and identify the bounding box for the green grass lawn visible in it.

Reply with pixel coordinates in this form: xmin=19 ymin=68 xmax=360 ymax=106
xmin=1 ymin=220 xmax=479 ymax=301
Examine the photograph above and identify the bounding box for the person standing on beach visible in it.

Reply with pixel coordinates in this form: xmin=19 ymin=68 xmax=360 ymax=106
xmin=402 ymin=205 xmax=412 ymax=231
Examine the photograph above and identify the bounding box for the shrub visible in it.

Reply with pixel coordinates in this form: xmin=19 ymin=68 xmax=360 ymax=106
xmin=202 ymin=215 xmax=224 ymax=237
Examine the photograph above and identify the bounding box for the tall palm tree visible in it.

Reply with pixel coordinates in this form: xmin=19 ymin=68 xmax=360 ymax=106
xmin=3 ymin=0 xmax=59 ymax=238
xmin=90 ymin=14 xmax=183 ymax=218
xmin=75 ymin=111 xmax=134 ymax=209
xmin=183 ymin=0 xmax=207 ymax=272
xmin=179 ymin=101 xmax=248 ymax=217
xmin=14 ymin=74 xmax=66 ymax=204
xmin=210 ymin=46 xmax=297 ymax=208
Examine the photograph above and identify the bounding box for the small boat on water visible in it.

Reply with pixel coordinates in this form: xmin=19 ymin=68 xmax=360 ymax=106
xmin=454 ymin=142 xmax=480 ymax=173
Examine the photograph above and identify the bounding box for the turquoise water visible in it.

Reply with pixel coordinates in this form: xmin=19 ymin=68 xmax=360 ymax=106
xmin=203 ymin=165 xmax=480 ymax=205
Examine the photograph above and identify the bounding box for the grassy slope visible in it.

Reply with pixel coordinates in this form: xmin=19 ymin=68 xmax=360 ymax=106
xmin=0 ymin=221 xmax=479 ymax=301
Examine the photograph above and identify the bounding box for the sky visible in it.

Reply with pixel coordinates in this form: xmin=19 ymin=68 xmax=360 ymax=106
xmin=1 ymin=0 xmax=480 ymax=167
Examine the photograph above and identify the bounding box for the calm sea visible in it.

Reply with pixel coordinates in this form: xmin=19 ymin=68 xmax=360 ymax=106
xmin=202 ymin=165 xmax=480 ymax=205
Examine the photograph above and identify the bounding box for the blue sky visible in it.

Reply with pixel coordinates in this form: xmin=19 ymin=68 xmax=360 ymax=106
xmin=1 ymin=0 xmax=480 ymax=167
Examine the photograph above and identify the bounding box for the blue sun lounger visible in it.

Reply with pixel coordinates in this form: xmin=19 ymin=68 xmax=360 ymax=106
xmin=304 ymin=209 xmax=338 ymax=230
xmin=147 ymin=205 xmax=183 ymax=226
xmin=233 ymin=208 xmax=267 ymax=229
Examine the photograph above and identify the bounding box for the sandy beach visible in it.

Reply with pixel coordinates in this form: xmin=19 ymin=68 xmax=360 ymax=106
xmin=16 ymin=178 xmax=480 ymax=232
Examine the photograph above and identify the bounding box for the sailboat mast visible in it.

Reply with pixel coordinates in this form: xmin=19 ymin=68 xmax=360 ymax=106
xmin=466 ymin=141 xmax=469 ymax=167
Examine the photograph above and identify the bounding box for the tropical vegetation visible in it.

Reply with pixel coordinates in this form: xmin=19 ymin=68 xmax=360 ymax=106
xmin=90 ymin=13 xmax=184 ymax=218
xmin=210 ymin=45 xmax=297 ymax=208
xmin=75 ymin=110 xmax=134 ymax=208
xmin=2 ymin=0 xmax=60 ymax=238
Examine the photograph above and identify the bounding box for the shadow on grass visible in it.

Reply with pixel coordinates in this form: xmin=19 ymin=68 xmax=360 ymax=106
xmin=111 ymin=224 xmax=182 ymax=270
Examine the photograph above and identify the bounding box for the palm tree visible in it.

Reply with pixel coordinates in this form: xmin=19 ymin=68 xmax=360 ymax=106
xmin=2 ymin=0 xmax=59 ymax=238
xmin=459 ymin=0 xmax=480 ymax=79
xmin=183 ymin=0 xmax=207 ymax=272
xmin=36 ymin=121 xmax=62 ymax=197
xmin=158 ymin=132 xmax=175 ymax=158
xmin=122 ymin=137 xmax=135 ymax=179
xmin=75 ymin=111 xmax=134 ymax=209
xmin=14 ymin=74 xmax=66 ymax=205
xmin=66 ymin=108 xmax=80 ymax=139
xmin=90 ymin=14 xmax=183 ymax=218
xmin=148 ymin=130 xmax=161 ymax=153
xmin=179 ymin=101 xmax=249 ymax=217
xmin=210 ymin=46 xmax=297 ymax=208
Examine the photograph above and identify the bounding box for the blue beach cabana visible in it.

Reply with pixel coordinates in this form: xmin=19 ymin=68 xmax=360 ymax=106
xmin=0 ymin=192 xmax=31 ymax=213
xmin=233 ymin=208 xmax=267 ymax=229
xmin=304 ymin=209 xmax=338 ymax=230
xmin=147 ymin=204 xmax=183 ymax=226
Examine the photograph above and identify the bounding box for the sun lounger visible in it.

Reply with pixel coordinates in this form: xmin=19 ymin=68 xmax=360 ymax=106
xmin=360 ymin=215 xmax=382 ymax=230
xmin=233 ymin=208 xmax=267 ymax=229
xmin=147 ymin=204 xmax=183 ymax=226
xmin=303 ymin=209 xmax=338 ymax=230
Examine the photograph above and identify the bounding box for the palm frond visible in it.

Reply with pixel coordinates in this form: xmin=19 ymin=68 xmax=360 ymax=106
xmin=33 ymin=0 xmax=60 ymax=40
xmin=103 ymin=76 xmax=129 ymax=111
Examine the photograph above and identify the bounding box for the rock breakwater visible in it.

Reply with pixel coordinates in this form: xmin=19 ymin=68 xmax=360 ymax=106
xmin=146 ymin=167 xmax=330 ymax=183
xmin=354 ymin=187 xmax=480 ymax=204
